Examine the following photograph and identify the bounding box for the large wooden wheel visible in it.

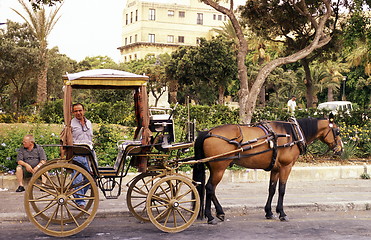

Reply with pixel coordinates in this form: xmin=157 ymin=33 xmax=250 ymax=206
xmin=24 ymin=162 xmax=99 ymax=237
xmin=126 ymin=172 xmax=161 ymax=222
xmin=146 ymin=175 xmax=200 ymax=233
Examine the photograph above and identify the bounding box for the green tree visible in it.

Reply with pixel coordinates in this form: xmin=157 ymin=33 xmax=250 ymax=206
xmin=342 ymin=11 xmax=370 ymax=105
xmin=140 ymin=54 xmax=171 ymax=107
xmin=201 ymin=0 xmax=334 ymax=123
xmin=12 ymin=0 xmax=62 ymax=105
xmin=167 ymin=36 xmax=237 ymax=105
xmin=0 ymin=20 xmax=41 ymax=114
xmin=47 ymin=47 xmax=76 ymax=100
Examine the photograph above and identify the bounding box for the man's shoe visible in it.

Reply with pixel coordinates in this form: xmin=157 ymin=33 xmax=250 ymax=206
xmin=16 ymin=186 xmax=25 ymax=192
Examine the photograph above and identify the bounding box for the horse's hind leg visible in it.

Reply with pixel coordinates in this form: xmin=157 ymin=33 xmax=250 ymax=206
xmin=205 ymin=180 xmax=225 ymax=224
xmin=264 ymin=171 xmax=279 ymax=219
xmin=211 ymin=188 xmax=225 ymax=221
xmin=205 ymin=181 xmax=216 ymax=224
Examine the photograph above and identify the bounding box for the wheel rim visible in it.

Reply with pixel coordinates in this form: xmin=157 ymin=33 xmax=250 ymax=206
xmin=126 ymin=172 xmax=161 ymax=222
xmin=146 ymin=175 xmax=200 ymax=233
xmin=24 ymin=162 xmax=99 ymax=237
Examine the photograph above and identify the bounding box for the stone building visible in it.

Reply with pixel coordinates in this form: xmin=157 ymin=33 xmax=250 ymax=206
xmin=118 ymin=0 xmax=230 ymax=62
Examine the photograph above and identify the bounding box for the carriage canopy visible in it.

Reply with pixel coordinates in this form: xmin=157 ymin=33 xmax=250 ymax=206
xmin=60 ymin=69 xmax=151 ymax=162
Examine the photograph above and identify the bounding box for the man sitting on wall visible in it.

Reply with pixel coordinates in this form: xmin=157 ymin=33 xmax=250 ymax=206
xmin=15 ymin=134 xmax=47 ymax=192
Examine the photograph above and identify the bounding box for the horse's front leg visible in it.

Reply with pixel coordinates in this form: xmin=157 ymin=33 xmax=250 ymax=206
xmin=265 ymin=171 xmax=279 ymax=219
xmin=276 ymin=164 xmax=293 ymax=221
xmin=276 ymin=181 xmax=288 ymax=221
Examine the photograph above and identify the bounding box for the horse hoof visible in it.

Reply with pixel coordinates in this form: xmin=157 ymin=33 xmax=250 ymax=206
xmin=217 ymin=214 xmax=225 ymax=221
xmin=208 ymin=219 xmax=218 ymax=225
xmin=279 ymin=216 xmax=289 ymax=221
xmin=265 ymin=214 xmax=275 ymax=220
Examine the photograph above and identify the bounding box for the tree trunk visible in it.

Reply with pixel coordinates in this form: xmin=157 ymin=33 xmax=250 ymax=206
xmin=168 ymin=79 xmax=178 ymax=104
xmin=258 ymin=85 xmax=265 ymax=107
xmin=36 ymin=64 xmax=48 ymax=104
xmin=218 ymin=85 xmax=225 ymax=105
xmin=327 ymin=87 xmax=334 ymax=101
xmin=301 ymin=58 xmax=314 ymax=108
xmin=36 ymin=49 xmax=48 ymax=105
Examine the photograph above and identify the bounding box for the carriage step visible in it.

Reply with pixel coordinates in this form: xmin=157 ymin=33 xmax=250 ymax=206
xmin=105 ymin=196 xmax=119 ymax=199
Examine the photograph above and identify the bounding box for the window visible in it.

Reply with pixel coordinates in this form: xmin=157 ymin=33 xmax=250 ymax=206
xmin=196 ymin=37 xmax=201 ymax=44
xmin=130 ymin=36 xmax=132 ymax=43
xmin=168 ymin=10 xmax=174 ymax=16
xmin=130 ymin=12 xmax=133 ymax=23
xmin=135 ymin=10 xmax=138 ymax=21
xmin=197 ymin=13 xmax=203 ymax=25
xmin=126 ymin=14 xmax=128 ymax=25
xmin=167 ymin=35 xmax=174 ymax=43
xmin=135 ymin=34 xmax=137 ymax=42
xmin=224 ymin=15 xmax=227 ymax=21
xmin=149 ymin=9 xmax=156 ymax=20
xmin=218 ymin=15 xmax=222 ymax=21
xmin=179 ymin=11 xmax=185 ymax=18
xmin=124 ymin=56 xmax=127 ymax=62
xmin=149 ymin=34 xmax=155 ymax=43
xmin=213 ymin=14 xmax=216 ymax=20
xmin=134 ymin=54 xmax=137 ymax=60
xmin=125 ymin=37 xmax=127 ymax=45
xmin=178 ymin=36 xmax=184 ymax=43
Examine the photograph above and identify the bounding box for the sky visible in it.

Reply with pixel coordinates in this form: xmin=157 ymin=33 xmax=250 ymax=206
xmin=0 ymin=0 xmax=246 ymax=63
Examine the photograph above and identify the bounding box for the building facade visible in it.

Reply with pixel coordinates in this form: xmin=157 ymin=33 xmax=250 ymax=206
xmin=118 ymin=0 xmax=230 ymax=62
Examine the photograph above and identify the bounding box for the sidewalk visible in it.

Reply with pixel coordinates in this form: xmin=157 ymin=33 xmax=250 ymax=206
xmin=0 ymin=165 xmax=370 ymax=221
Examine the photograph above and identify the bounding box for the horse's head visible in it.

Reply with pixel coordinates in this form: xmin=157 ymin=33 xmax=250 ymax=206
xmin=318 ymin=113 xmax=343 ymax=155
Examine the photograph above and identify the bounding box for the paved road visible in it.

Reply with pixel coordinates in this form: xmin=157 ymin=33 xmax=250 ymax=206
xmin=1 ymin=210 xmax=370 ymax=240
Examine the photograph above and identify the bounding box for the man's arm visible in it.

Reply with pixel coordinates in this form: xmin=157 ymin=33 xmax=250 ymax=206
xmin=17 ymin=159 xmax=35 ymax=173
xmin=34 ymin=146 xmax=47 ymax=171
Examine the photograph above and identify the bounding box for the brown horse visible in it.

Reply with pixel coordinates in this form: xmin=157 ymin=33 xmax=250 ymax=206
xmin=193 ymin=117 xmax=343 ymax=224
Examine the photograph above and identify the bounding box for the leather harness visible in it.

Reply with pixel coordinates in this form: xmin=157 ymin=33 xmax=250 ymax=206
xmin=203 ymin=118 xmax=307 ymax=171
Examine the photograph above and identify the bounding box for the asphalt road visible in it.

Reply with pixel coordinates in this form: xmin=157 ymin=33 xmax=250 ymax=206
xmin=1 ymin=210 xmax=370 ymax=240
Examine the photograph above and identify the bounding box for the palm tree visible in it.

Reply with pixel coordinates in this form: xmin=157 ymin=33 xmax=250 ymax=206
xmin=346 ymin=40 xmax=370 ymax=76
xmin=320 ymin=61 xmax=347 ymax=101
xmin=12 ymin=0 xmax=62 ymax=105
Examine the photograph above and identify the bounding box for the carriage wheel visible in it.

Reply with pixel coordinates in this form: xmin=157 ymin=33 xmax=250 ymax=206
xmin=126 ymin=172 xmax=162 ymax=222
xmin=24 ymin=162 xmax=99 ymax=237
xmin=146 ymin=175 xmax=200 ymax=233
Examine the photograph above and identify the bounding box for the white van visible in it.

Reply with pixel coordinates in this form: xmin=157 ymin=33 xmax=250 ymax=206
xmin=317 ymin=101 xmax=353 ymax=115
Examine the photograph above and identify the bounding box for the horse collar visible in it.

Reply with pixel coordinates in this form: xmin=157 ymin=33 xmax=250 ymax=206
xmin=288 ymin=117 xmax=307 ymax=154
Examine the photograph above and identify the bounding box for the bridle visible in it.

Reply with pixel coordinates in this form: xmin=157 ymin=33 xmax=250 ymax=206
xmin=322 ymin=121 xmax=342 ymax=154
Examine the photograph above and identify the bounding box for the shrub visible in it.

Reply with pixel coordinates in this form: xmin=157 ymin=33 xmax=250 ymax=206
xmin=39 ymin=99 xmax=64 ymax=124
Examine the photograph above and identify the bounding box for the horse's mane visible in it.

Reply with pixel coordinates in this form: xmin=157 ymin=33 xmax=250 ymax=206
xmin=297 ymin=118 xmax=324 ymax=142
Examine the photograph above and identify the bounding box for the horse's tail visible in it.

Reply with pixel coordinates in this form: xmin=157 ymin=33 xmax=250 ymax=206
xmin=192 ymin=130 xmax=208 ymax=219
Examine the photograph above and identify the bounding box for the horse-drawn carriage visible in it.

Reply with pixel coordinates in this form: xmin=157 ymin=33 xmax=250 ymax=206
xmin=24 ymin=69 xmax=343 ymax=237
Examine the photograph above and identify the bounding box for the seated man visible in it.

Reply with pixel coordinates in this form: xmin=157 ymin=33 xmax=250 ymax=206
xmin=15 ymin=134 xmax=47 ymax=192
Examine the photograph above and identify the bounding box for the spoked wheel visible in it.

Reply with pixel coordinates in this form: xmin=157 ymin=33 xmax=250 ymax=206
xmin=146 ymin=175 xmax=200 ymax=233
xmin=126 ymin=172 xmax=161 ymax=222
xmin=24 ymin=162 xmax=99 ymax=237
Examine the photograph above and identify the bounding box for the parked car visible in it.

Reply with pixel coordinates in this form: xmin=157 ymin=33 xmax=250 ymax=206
xmin=317 ymin=101 xmax=353 ymax=115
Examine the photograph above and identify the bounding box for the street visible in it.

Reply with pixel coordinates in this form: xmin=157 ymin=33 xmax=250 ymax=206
xmin=1 ymin=210 xmax=370 ymax=240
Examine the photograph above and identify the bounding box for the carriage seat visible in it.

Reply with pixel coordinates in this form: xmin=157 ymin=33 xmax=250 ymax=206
xmin=98 ymin=130 xmax=143 ymax=175
xmin=71 ymin=144 xmax=98 ymax=168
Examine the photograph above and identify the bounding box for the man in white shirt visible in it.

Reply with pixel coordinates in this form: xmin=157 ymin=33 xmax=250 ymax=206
xmin=287 ymin=96 xmax=297 ymax=116
xmin=71 ymin=103 xmax=93 ymax=209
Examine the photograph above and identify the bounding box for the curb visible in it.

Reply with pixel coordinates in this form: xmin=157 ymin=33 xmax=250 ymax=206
xmin=3 ymin=201 xmax=370 ymax=222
